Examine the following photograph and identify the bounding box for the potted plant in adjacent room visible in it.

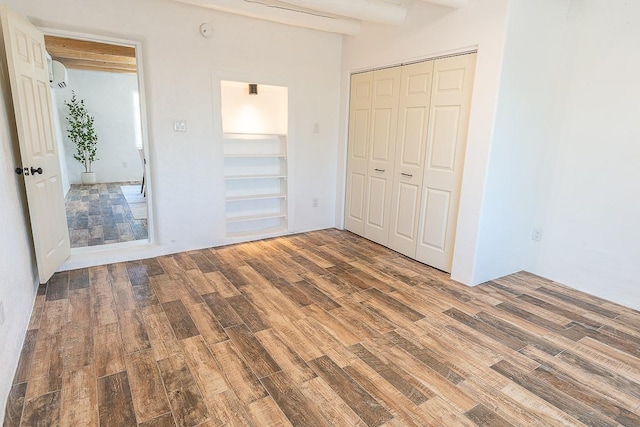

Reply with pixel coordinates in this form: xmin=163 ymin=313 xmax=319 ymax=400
xmin=65 ymin=91 xmax=98 ymax=184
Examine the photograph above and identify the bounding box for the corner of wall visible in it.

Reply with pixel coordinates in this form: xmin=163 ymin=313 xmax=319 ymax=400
xmin=468 ymin=0 xmax=571 ymax=286
xmin=0 ymin=67 xmax=40 ymax=423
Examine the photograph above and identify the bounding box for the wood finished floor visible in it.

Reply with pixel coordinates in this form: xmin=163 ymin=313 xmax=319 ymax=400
xmin=4 ymin=229 xmax=640 ymax=427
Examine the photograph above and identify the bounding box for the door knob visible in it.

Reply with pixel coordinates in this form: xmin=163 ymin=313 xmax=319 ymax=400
xmin=30 ymin=167 xmax=43 ymax=175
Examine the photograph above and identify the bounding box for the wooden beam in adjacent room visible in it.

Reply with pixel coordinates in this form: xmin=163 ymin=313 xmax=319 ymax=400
xmin=44 ymin=35 xmax=137 ymax=74
xmin=55 ymin=59 xmax=137 ymax=74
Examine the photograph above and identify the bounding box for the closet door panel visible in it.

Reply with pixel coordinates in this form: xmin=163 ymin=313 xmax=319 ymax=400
xmin=420 ymin=188 xmax=450 ymax=251
xmin=366 ymin=175 xmax=388 ymax=230
xmin=347 ymin=172 xmax=366 ymax=227
xmin=388 ymin=61 xmax=434 ymax=257
xmin=345 ymin=72 xmax=373 ymax=235
xmin=364 ymin=67 xmax=401 ymax=245
xmin=395 ymin=182 xmax=420 ymax=237
xmin=416 ymin=54 xmax=476 ymax=272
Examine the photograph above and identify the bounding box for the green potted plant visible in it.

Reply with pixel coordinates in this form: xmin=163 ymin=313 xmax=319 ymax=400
xmin=65 ymin=91 xmax=98 ymax=184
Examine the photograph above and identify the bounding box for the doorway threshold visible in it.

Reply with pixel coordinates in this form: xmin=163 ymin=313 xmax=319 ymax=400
xmin=59 ymin=240 xmax=168 ymax=272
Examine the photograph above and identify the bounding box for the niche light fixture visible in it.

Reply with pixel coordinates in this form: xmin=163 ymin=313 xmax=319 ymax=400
xmin=248 ymin=83 xmax=258 ymax=95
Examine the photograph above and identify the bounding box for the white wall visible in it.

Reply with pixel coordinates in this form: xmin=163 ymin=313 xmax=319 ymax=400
xmin=473 ymin=0 xmax=571 ymax=283
xmin=339 ymin=0 xmax=511 ymax=285
xmin=7 ymin=0 xmax=341 ymax=255
xmin=0 ymin=33 xmax=40 ymax=421
xmin=529 ymin=0 xmax=640 ymax=309
xmin=55 ymin=69 xmax=143 ymax=184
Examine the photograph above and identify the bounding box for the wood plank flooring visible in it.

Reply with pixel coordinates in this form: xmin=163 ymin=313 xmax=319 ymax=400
xmin=4 ymin=229 xmax=640 ymax=426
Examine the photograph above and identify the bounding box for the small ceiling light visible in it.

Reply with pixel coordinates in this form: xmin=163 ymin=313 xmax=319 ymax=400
xmin=248 ymin=83 xmax=258 ymax=95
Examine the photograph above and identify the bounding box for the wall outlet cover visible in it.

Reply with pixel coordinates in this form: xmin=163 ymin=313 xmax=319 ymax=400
xmin=532 ymin=228 xmax=543 ymax=241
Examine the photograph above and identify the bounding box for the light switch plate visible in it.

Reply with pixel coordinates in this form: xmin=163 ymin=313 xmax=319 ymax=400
xmin=173 ymin=120 xmax=187 ymax=132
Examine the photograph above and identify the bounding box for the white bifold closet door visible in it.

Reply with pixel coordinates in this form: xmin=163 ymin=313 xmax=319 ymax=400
xmin=363 ymin=67 xmax=401 ymax=246
xmin=344 ymin=67 xmax=402 ymax=246
xmin=415 ymin=54 xmax=476 ymax=272
xmin=387 ymin=61 xmax=435 ymax=258
xmin=345 ymin=53 xmax=475 ymax=273
xmin=344 ymin=72 xmax=372 ymax=235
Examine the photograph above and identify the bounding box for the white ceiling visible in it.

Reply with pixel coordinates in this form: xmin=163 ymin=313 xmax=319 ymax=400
xmin=166 ymin=0 xmax=468 ymax=35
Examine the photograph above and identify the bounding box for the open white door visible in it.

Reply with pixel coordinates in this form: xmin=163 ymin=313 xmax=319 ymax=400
xmin=1 ymin=5 xmax=70 ymax=283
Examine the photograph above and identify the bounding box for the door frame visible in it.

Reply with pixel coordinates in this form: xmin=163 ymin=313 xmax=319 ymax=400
xmin=40 ymin=27 xmax=155 ymax=256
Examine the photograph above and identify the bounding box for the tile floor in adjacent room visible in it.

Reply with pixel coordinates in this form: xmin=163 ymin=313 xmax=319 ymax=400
xmin=65 ymin=182 xmax=148 ymax=248
xmin=4 ymin=229 xmax=640 ymax=426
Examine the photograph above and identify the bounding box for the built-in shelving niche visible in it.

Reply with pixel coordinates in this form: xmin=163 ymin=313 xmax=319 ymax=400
xmin=221 ymin=80 xmax=288 ymax=238
xmin=223 ymin=133 xmax=288 ymax=237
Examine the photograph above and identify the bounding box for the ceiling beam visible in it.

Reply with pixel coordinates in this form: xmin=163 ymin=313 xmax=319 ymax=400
xmin=44 ymin=36 xmax=135 ymax=59
xmin=167 ymin=0 xmax=361 ymax=35
xmin=272 ymin=0 xmax=406 ymax=25
xmin=44 ymin=35 xmax=137 ymax=74
xmin=417 ymin=0 xmax=469 ymax=9
xmin=56 ymin=59 xmax=137 ymax=74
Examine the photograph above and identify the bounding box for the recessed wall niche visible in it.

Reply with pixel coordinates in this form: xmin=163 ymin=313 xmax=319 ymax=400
xmin=220 ymin=81 xmax=289 ymax=238
xmin=221 ymin=80 xmax=287 ymax=135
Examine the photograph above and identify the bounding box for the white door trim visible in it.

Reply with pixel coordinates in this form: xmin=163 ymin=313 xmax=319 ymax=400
xmin=39 ymin=27 xmax=156 ymax=260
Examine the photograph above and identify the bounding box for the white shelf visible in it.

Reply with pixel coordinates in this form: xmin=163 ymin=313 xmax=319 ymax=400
xmin=226 ymin=226 xmax=288 ymax=239
xmin=226 ymin=193 xmax=286 ymax=202
xmin=224 ymin=174 xmax=287 ymax=181
xmin=223 ymin=133 xmax=288 ymax=237
xmin=226 ymin=212 xmax=287 ymax=223
xmin=224 ymin=132 xmax=285 ymax=139
xmin=223 ymin=133 xmax=288 ymax=239
xmin=224 ymin=154 xmax=286 ymax=158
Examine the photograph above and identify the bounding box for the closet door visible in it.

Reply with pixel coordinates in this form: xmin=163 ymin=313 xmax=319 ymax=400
xmin=363 ymin=67 xmax=401 ymax=245
xmin=416 ymin=53 xmax=476 ymax=272
xmin=388 ymin=61 xmax=434 ymax=257
xmin=344 ymin=72 xmax=373 ymax=235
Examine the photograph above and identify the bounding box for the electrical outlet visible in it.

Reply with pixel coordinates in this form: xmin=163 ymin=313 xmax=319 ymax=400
xmin=313 ymin=123 xmax=320 ymax=134
xmin=0 ymin=301 xmax=5 ymax=326
xmin=173 ymin=119 xmax=187 ymax=132
xmin=532 ymin=228 xmax=543 ymax=241
xmin=312 ymin=198 xmax=319 ymax=208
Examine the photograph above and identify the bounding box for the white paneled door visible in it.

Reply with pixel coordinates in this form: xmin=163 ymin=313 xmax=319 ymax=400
xmin=344 ymin=71 xmax=373 ymax=235
xmin=388 ymin=60 xmax=434 ymax=258
xmin=363 ymin=67 xmax=401 ymax=245
xmin=345 ymin=53 xmax=476 ymax=273
xmin=1 ymin=5 xmax=70 ymax=282
xmin=415 ymin=54 xmax=476 ymax=272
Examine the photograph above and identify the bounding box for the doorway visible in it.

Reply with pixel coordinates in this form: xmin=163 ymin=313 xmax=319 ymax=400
xmin=44 ymin=35 xmax=150 ymax=248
